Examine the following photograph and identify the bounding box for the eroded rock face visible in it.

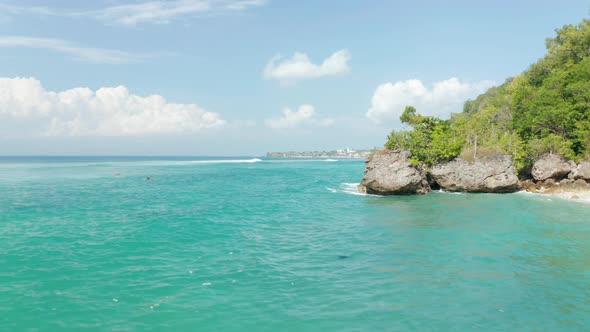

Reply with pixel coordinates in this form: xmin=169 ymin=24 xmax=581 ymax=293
xmin=569 ymin=161 xmax=590 ymax=180
xmin=521 ymin=178 xmax=589 ymax=194
xmin=532 ymin=154 xmax=575 ymax=181
xmin=430 ymin=154 xmax=519 ymax=193
xmin=358 ymin=150 xmax=430 ymax=195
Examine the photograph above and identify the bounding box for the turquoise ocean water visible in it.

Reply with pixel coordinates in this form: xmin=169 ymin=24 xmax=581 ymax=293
xmin=1 ymin=157 xmax=589 ymax=331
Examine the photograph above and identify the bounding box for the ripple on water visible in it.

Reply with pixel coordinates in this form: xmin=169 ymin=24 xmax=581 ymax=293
xmin=1 ymin=158 xmax=589 ymax=331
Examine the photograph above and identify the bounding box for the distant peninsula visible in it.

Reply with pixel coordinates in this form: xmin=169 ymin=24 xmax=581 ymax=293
xmin=267 ymin=148 xmax=373 ymax=159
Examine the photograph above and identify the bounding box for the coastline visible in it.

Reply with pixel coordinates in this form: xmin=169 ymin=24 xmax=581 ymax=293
xmin=522 ymin=188 xmax=590 ymax=203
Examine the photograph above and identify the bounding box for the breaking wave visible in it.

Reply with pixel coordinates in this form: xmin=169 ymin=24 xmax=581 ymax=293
xmin=326 ymin=182 xmax=383 ymax=197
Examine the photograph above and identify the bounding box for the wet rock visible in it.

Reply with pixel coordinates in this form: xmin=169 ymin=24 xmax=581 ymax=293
xmin=518 ymin=179 xmax=539 ymax=192
xmin=559 ymin=178 xmax=574 ymax=186
xmin=573 ymin=179 xmax=589 ymax=189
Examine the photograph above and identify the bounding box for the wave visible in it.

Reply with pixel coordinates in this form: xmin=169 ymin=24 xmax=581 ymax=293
xmin=340 ymin=183 xmax=375 ymax=196
xmin=184 ymin=158 xmax=262 ymax=165
xmin=436 ymin=189 xmax=466 ymax=195
xmin=264 ymin=159 xmax=350 ymax=163
xmin=325 ymin=182 xmax=383 ymax=197
xmin=0 ymin=158 xmax=264 ymax=169
xmin=515 ymin=190 xmax=590 ymax=204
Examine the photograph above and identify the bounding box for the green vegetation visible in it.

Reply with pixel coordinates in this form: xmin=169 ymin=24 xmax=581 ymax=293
xmin=386 ymin=19 xmax=590 ymax=170
xmin=385 ymin=106 xmax=464 ymax=165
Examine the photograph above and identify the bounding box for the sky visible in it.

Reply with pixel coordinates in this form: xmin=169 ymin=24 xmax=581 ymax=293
xmin=0 ymin=0 xmax=588 ymax=156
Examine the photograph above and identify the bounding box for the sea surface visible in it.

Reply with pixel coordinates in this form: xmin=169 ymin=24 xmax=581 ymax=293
xmin=1 ymin=156 xmax=589 ymax=331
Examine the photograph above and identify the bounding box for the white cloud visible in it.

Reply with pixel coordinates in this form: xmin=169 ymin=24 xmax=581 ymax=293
xmin=265 ymin=104 xmax=334 ymax=129
xmin=367 ymin=77 xmax=496 ymax=124
xmin=0 ymin=3 xmax=56 ymax=16
xmin=0 ymin=0 xmax=267 ymax=26
xmin=263 ymin=49 xmax=350 ymax=84
xmin=0 ymin=36 xmax=149 ymax=64
xmin=0 ymin=77 xmax=225 ymax=137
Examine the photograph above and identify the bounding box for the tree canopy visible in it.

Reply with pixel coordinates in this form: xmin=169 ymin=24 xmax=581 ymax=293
xmin=385 ymin=19 xmax=590 ymax=170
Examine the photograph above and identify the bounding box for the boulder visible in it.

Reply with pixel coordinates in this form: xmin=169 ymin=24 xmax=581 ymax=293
xmin=430 ymin=154 xmax=519 ymax=193
xmin=358 ymin=150 xmax=430 ymax=195
xmin=573 ymin=179 xmax=589 ymax=190
xmin=532 ymin=154 xmax=575 ymax=181
xmin=569 ymin=161 xmax=590 ymax=180
xmin=518 ymin=179 xmax=538 ymax=191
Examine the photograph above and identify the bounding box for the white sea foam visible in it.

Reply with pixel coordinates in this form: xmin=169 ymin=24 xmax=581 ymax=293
xmin=0 ymin=158 xmax=264 ymax=169
xmin=326 ymin=187 xmax=338 ymax=193
xmin=332 ymin=182 xmax=384 ymax=197
xmin=436 ymin=189 xmax=465 ymax=195
xmin=265 ymin=159 xmax=359 ymax=163
xmin=115 ymin=158 xmax=263 ymax=166
xmin=516 ymin=190 xmax=590 ymax=204
xmin=184 ymin=158 xmax=262 ymax=164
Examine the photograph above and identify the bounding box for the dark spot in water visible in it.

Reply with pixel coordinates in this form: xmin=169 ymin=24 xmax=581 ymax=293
xmin=338 ymin=255 xmax=350 ymax=260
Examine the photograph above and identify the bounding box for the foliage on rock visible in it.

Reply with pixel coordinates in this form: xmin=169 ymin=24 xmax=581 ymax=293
xmin=385 ymin=19 xmax=590 ymax=170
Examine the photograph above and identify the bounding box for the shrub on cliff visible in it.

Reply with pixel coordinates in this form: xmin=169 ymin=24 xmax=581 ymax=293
xmin=386 ymin=106 xmax=463 ymax=165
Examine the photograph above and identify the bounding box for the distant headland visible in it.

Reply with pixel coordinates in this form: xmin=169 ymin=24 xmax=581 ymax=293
xmin=267 ymin=148 xmax=373 ymax=159
xmin=359 ymin=19 xmax=590 ymax=201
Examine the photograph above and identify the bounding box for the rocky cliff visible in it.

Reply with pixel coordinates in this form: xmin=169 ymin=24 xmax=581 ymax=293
xmin=430 ymin=154 xmax=519 ymax=193
xmin=358 ymin=150 xmax=430 ymax=195
xmin=531 ymin=154 xmax=576 ymax=181
xmin=520 ymin=154 xmax=590 ymax=197
xmin=359 ymin=150 xmax=589 ymax=196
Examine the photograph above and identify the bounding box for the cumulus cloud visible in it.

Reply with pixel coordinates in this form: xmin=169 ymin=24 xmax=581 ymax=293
xmin=0 ymin=36 xmax=149 ymax=64
xmin=0 ymin=0 xmax=267 ymax=26
xmin=0 ymin=77 xmax=225 ymax=137
xmin=263 ymin=49 xmax=350 ymax=84
xmin=265 ymin=105 xmax=334 ymax=129
xmin=367 ymin=77 xmax=495 ymax=124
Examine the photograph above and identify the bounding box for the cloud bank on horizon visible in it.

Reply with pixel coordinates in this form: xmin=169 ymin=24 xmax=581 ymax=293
xmin=263 ymin=49 xmax=351 ymax=85
xmin=367 ymin=78 xmax=496 ymax=124
xmin=0 ymin=77 xmax=224 ymax=137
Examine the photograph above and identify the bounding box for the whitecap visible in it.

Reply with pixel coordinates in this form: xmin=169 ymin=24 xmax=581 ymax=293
xmin=516 ymin=190 xmax=590 ymax=204
xmin=323 ymin=159 xmax=338 ymax=162
xmin=436 ymin=189 xmax=465 ymax=195
xmin=185 ymin=158 xmax=262 ymax=164
xmin=339 ymin=183 xmax=383 ymax=197
xmin=326 ymin=187 xmax=338 ymax=193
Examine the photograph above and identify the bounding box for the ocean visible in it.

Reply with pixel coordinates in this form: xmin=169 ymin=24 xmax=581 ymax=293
xmin=1 ymin=157 xmax=589 ymax=331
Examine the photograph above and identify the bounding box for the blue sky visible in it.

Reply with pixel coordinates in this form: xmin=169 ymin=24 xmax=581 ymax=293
xmin=0 ymin=0 xmax=588 ymax=155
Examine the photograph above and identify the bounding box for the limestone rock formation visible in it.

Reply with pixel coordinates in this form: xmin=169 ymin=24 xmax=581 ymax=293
xmin=531 ymin=154 xmax=575 ymax=181
xmin=569 ymin=161 xmax=590 ymax=180
xmin=358 ymin=150 xmax=430 ymax=195
xmin=429 ymin=154 xmax=519 ymax=193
